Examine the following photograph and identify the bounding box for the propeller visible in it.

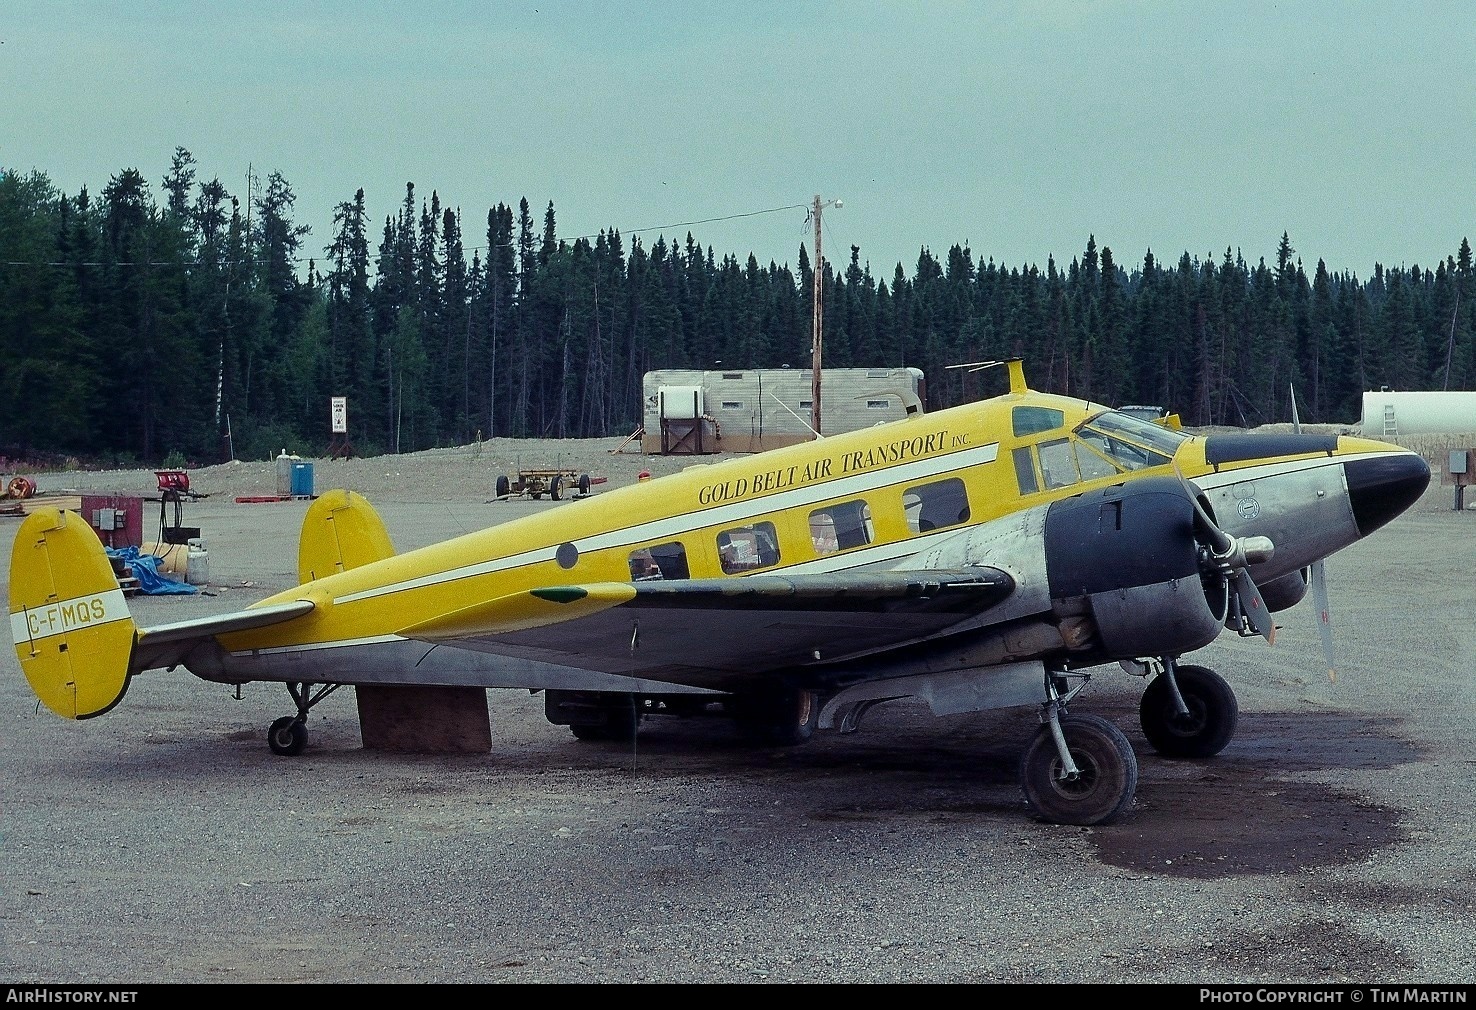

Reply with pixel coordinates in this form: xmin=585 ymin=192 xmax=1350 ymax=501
xmin=1177 ymin=470 xmax=1277 ymax=642
xmin=1291 ymin=382 xmax=1337 ymax=681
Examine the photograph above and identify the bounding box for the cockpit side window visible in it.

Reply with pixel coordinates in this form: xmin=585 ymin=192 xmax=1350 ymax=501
xmin=1074 ymin=413 xmax=1174 ymax=469
xmin=1085 ymin=411 xmax=1188 ymax=457
xmin=1037 ymin=439 xmax=1079 ymax=489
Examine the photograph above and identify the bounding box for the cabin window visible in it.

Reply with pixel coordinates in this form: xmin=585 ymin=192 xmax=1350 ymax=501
xmin=903 ymin=478 xmax=971 ymax=534
xmin=1013 ymin=406 xmax=1064 ymax=437
xmin=717 ymin=522 xmax=780 ymax=574
xmin=1013 ymin=447 xmax=1039 ymax=494
xmin=867 ymin=399 xmax=891 ymax=409
xmin=809 ymin=500 xmax=875 ymax=555
xmin=629 ymin=541 xmax=689 ymax=581
xmin=1038 ymin=438 xmax=1080 ymax=489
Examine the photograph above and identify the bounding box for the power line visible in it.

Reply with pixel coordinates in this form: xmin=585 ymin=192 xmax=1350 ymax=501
xmin=560 ymin=202 xmax=810 ymax=246
xmin=2 ymin=201 xmax=818 ymax=268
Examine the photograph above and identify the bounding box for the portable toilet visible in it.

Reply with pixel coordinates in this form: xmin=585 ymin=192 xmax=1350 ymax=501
xmin=290 ymin=461 xmax=315 ymax=497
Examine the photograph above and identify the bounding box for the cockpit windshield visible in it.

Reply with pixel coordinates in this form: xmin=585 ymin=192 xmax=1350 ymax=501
xmin=1076 ymin=410 xmax=1189 ymax=470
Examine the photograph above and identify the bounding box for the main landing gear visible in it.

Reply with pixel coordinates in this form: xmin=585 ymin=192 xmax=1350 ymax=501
xmin=1019 ymin=659 xmax=1240 ymax=826
xmin=1020 ymin=671 xmax=1138 ymax=826
xmin=266 ymin=681 xmax=344 ymax=756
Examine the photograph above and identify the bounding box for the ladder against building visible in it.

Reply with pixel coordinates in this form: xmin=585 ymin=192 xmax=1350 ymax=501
xmin=1383 ymin=404 xmax=1398 ymax=438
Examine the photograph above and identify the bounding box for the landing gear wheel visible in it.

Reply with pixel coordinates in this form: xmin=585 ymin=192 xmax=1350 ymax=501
xmin=268 ymin=716 xmax=308 ymax=757
xmin=1020 ymin=714 xmax=1138 ymax=826
xmin=495 ymin=475 xmax=510 ymax=498
xmin=733 ymin=688 xmax=819 ymax=747
xmin=1139 ymin=664 xmax=1238 ymax=758
xmin=549 ymin=475 xmax=563 ymax=501
xmin=554 ymin=693 xmax=641 ymax=742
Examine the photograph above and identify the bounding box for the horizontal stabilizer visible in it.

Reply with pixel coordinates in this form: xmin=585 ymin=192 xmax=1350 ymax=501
xmin=131 ymin=599 xmax=317 ymax=674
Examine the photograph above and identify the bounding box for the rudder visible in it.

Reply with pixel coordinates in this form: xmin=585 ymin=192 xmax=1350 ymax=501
xmin=298 ymin=489 xmax=395 ymax=583
xmin=9 ymin=508 xmax=136 ymax=718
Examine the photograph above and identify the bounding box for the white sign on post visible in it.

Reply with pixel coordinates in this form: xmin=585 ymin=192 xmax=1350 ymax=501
xmin=331 ymin=397 xmax=347 ymax=434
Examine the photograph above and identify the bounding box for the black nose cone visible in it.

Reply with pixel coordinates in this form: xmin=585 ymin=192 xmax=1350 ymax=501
xmin=1344 ymin=453 xmax=1431 ymax=537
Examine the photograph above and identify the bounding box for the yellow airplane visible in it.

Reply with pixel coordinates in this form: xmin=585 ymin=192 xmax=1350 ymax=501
xmin=8 ymin=360 xmax=1430 ymax=826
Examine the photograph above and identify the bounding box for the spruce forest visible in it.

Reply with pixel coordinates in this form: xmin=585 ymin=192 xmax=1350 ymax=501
xmin=3 ymin=148 xmax=1474 ymax=467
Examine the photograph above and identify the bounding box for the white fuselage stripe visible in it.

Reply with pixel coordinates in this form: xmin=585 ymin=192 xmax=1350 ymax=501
xmin=338 ymin=441 xmax=1000 ymax=604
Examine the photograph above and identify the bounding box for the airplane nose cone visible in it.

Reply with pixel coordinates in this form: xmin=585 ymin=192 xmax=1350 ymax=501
xmin=1344 ymin=452 xmax=1431 ymax=537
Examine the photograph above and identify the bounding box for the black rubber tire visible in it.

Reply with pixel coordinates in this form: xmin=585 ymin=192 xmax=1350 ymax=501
xmin=495 ymin=475 xmax=510 ymax=498
xmin=1020 ymin=714 xmax=1138 ymax=826
xmin=1139 ymin=664 xmax=1238 ymax=758
xmin=549 ymin=475 xmax=562 ymax=501
xmin=267 ymin=716 xmax=307 ymax=757
xmin=734 ymin=688 xmax=819 ymax=747
xmin=578 ymin=473 xmax=591 ymax=496
xmin=568 ymin=695 xmax=640 ymax=742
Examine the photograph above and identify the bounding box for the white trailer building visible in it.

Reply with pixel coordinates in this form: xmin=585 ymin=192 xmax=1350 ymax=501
xmin=641 ymin=367 xmax=926 ymax=454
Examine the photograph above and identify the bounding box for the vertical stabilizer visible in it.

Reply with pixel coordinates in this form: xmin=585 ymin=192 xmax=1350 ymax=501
xmin=9 ymin=508 xmax=137 ymax=718
xmin=298 ymin=489 xmax=395 ymax=583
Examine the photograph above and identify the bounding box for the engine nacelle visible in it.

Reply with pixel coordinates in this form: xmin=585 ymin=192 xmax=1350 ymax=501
xmin=1258 ymin=568 xmax=1310 ymax=613
xmin=1043 ymin=476 xmax=1225 ymax=662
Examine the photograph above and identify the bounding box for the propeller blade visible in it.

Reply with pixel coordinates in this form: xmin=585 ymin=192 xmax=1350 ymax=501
xmin=1310 ymin=559 xmax=1336 ymax=681
xmin=1233 ymin=568 xmax=1275 ymax=642
xmin=1175 ymin=468 xmax=1234 ymax=554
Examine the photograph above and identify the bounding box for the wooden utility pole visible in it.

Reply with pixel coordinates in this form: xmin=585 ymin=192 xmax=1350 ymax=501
xmin=810 ymin=194 xmax=824 ymax=438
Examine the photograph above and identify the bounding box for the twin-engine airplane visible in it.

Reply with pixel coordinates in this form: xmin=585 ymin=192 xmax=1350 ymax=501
xmin=9 ymin=360 xmax=1429 ymax=825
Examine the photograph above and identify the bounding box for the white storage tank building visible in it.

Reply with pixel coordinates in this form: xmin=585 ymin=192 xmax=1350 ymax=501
xmin=1359 ymin=389 xmax=1476 ymax=438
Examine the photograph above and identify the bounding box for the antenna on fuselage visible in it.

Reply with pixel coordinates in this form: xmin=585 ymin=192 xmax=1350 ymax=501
xmin=946 ymin=358 xmax=1028 ymax=395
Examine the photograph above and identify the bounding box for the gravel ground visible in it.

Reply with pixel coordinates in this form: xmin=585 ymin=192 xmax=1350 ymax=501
xmin=2 ymin=435 xmax=1473 ymax=985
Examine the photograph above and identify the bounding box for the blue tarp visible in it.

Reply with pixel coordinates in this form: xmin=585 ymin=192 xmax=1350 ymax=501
xmin=106 ymin=546 xmax=197 ymax=595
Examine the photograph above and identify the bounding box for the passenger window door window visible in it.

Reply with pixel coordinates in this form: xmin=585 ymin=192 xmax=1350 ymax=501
xmin=629 ymin=541 xmax=688 ymax=581
xmin=717 ymin=522 xmax=780 ymax=574
xmin=809 ymin=500 xmax=874 ymax=555
xmin=903 ymin=478 xmax=971 ymax=534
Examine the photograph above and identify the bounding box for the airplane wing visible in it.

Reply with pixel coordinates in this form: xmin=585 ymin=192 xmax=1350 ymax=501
xmin=396 ymin=568 xmax=1014 ymax=690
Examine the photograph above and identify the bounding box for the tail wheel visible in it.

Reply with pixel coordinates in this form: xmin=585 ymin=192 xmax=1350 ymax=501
xmin=1020 ymin=714 xmax=1138 ymax=826
xmin=268 ymin=716 xmax=308 ymax=757
xmin=1139 ymin=664 xmax=1238 ymax=758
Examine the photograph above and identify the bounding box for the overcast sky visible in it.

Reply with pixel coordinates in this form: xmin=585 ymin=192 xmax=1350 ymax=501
xmin=5 ymin=2 xmax=1473 ymax=280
